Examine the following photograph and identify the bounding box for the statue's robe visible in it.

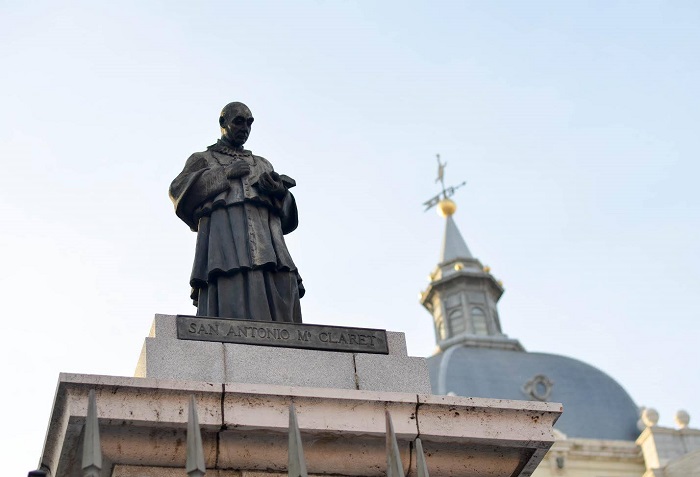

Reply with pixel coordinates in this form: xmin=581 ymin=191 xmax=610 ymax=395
xmin=169 ymin=140 xmax=303 ymax=323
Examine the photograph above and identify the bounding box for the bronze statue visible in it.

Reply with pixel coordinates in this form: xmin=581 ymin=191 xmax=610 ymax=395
xmin=170 ymin=102 xmax=304 ymax=322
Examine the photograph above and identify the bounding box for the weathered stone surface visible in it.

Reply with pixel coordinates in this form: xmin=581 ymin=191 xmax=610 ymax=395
xmin=386 ymin=331 xmax=408 ymax=356
xmin=136 ymin=336 xmax=226 ymax=382
xmin=40 ymin=374 xmax=222 ymax=477
xmin=39 ymin=374 xmax=561 ymax=477
xmin=416 ymin=393 xmax=564 ymax=476
xmin=221 ymin=383 xmax=419 ymax=436
xmin=113 ymin=468 xmax=335 ymax=477
xmin=224 ymin=344 xmax=357 ymax=389
xmin=151 ymin=313 xmax=178 ymax=338
xmin=217 ymin=383 xmax=457 ymax=474
xmin=354 ymin=354 xmax=432 ymax=393
xmin=113 ymin=466 xmax=240 ymax=476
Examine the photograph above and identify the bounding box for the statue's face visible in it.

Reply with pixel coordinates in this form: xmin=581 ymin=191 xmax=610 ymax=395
xmin=221 ymin=104 xmax=254 ymax=147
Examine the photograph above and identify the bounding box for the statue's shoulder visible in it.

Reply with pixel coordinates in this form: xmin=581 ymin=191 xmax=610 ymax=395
xmin=253 ymin=153 xmax=273 ymax=169
xmin=183 ymin=149 xmax=215 ymax=169
xmin=190 ymin=149 xmax=212 ymax=159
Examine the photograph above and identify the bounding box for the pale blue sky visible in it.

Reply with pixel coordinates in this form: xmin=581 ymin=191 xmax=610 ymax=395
xmin=2 ymin=1 xmax=699 ymax=473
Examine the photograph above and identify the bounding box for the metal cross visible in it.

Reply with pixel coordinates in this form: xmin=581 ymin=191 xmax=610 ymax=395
xmin=423 ymin=154 xmax=466 ymax=211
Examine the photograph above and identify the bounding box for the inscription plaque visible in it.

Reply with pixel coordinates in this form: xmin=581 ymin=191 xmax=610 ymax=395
xmin=176 ymin=315 xmax=389 ymax=354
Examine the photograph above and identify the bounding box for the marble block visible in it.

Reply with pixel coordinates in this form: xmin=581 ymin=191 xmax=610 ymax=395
xmin=136 ymin=337 xmax=225 ymax=383
xmin=136 ymin=314 xmax=432 ymax=394
xmin=354 ymin=354 xmax=432 ymax=393
xmin=224 ymin=343 xmax=357 ymax=389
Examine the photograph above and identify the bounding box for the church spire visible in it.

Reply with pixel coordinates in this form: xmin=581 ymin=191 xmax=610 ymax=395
xmin=439 ymin=202 xmax=473 ymax=262
xmin=420 ymin=157 xmax=523 ymax=353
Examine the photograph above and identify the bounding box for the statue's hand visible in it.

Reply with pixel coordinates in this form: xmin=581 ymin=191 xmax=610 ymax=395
xmin=257 ymin=171 xmax=287 ymax=198
xmin=225 ymin=161 xmax=251 ymax=179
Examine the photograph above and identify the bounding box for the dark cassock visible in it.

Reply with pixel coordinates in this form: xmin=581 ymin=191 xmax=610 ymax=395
xmin=169 ymin=139 xmax=304 ymax=323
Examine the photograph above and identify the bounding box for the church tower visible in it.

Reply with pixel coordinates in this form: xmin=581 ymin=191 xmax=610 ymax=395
xmin=422 ymin=164 xmax=642 ymax=444
xmin=420 ymin=196 xmax=523 ymax=352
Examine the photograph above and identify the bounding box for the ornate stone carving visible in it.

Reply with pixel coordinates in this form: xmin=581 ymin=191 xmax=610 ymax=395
xmin=522 ymin=374 xmax=554 ymax=401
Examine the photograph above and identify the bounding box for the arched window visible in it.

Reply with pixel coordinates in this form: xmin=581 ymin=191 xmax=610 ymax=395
xmin=449 ymin=308 xmax=466 ymax=335
xmin=472 ymin=307 xmax=488 ymax=336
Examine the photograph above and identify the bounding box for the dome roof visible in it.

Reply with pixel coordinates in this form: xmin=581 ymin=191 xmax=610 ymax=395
xmin=428 ymin=346 xmax=640 ymax=441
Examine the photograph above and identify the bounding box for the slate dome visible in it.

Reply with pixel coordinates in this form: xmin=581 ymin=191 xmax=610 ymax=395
xmin=428 ymin=346 xmax=640 ymax=441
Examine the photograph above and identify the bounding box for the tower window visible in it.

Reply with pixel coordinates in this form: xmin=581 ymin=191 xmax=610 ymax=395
xmin=472 ymin=307 xmax=488 ymax=336
xmin=449 ymin=308 xmax=466 ymax=335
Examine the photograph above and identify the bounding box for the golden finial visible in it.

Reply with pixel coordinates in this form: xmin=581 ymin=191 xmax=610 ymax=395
xmin=437 ymin=198 xmax=457 ymax=217
xmin=483 ymin=265 xmax=491 ymax=273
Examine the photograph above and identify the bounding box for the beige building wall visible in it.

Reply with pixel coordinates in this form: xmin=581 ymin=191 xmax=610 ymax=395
xmin=532 ymin=436 xmax=645 ymax=477
xmin=532 ymin=419 xmax=700 ymax=477
xmin=636 ymin=418 xmax=700 ymax=477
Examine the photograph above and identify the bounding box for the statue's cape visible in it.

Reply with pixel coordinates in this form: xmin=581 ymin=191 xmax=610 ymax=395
xmin=169 ymin=145 xmax=298 ymax=234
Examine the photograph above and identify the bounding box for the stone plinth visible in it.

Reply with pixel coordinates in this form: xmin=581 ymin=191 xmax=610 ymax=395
xmin=39 ymin=373 xmax=562 ymax=477
xmin=135 ymin=314 xmax=431 ymax=394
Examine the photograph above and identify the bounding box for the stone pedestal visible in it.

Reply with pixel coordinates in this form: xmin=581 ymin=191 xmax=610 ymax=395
xmin=39 ymin=373 xmax=561 ymax=477
xmin=136 ymin=314 xmax=432 ymax=394
xmin=37 ymin=314 xmax=562 ymax=476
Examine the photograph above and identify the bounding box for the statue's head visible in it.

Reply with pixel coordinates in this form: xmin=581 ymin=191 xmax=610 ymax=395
xmin=219 ymin=102 xmax=254 ymax=147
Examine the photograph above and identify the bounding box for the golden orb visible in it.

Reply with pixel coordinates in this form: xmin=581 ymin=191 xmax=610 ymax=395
xmin=483 ymin=265 xmax=491 ymax=273
xmin=497 ymin=280 xmax=504 ymax=287
xmin=454 ymin=263 xmax=464 ymax=271
xmin=437 ymin=198 xmax=457 ymax=217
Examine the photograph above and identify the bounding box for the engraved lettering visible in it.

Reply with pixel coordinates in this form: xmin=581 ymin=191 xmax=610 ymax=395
xmin=176 ymin=316 xmax=388 ymax=354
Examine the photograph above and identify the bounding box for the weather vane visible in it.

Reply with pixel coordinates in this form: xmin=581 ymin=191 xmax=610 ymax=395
xmin=423 ymin=154 xmax=466 ymax=211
